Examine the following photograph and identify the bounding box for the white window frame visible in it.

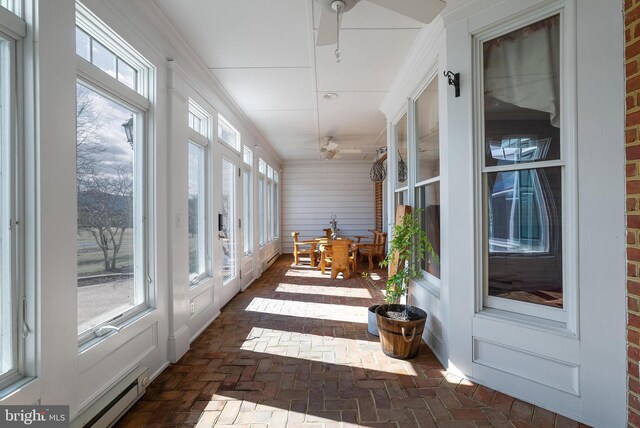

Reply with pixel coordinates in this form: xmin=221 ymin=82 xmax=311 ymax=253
xmin=411 ymin=70 xmax=442 ymax=290
xmin=267 ymin=165 xmax=273 ymax=243
xmin=242 ymin=145 xmax=253 ymax=256
xmin=473 ymin=2 xmax=577 ymax=329
xmin=392 ymin=109 xmax=409 ymax=214
xmin=76 ymin=2 xmax=154 ymax=346
xmin=0 ymin=4 xmax=26 ymax=392
xmin=218 ymin=114 xmax=240 ymax=152
xmin=221 ymin=157 xmax=238 ymax=284
xmin=75 ymin=26 xmax=138 ymax=92
xmin=273 ymin=170 xmax=279 ymax=240
xmin=0 ymin=0 xmax=21 ymax=18
xmin=187 ymin=99 xmax=211 ymax=286
xmin=258 ymin=159 xmax=266 ymax=247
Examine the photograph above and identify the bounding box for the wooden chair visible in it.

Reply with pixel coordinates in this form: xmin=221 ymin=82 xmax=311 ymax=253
xmin=320 ymin=239 xmax=355 ymax=279
xmin=323 ymin=228 xmax=333 ymax=239
xmin=292 ymin=232 xmax=316 ymax=266
xmin=353 ymin=229 xmax=377 ymax=244
xmin=357 ymin=231 xmax=387 ymax=271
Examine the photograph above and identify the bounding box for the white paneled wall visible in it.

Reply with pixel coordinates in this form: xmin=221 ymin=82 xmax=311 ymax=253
xmin=282 ymin=161 xmax=375 ymax=253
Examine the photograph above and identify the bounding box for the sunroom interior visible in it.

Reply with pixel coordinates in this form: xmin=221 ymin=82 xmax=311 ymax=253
xmin=0 ymin=0 xmax=629 ymax=427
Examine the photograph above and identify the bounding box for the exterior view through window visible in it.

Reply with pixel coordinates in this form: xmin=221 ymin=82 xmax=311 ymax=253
xmin=188 ymin=142 xmax=206 ymax=284
xmin=483 ymin=14 xmax=563 ymax=308
xmin=221 ymin=159 xmax=236 ymax=283
xmin=242 ymin=145 xmax=253 ymax=255
xmin=76 ymin=83 xmax=141 ymax=333
xmin=0 ymin=34 xmax=16 ymax=385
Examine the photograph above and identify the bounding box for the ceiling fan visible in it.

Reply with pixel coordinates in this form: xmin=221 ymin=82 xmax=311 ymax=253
xmin=320 ymin=136 xmax=362 ymax=159
xmin=315 ymin=0 xmax=447 ymax=62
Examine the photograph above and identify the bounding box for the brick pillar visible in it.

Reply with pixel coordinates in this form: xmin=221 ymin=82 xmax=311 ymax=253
xmin=627 ymin=1 xmax=640 ymax=426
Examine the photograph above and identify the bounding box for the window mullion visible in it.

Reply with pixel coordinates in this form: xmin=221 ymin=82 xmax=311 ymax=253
xmin=482 ymin=159 xmax=565 ymax=174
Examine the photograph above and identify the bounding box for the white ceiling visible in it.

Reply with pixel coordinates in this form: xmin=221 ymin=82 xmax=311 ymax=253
xmin=152 ymin=0 xmax=428 ymax=162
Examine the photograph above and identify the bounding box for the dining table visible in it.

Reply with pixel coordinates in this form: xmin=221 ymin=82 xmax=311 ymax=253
xmin=312 ymin=237 xmax=359 ymax=273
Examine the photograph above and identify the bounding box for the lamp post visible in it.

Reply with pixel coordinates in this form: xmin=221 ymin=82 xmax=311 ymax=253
xmin=122 ymin=117 xmax=133 ymax=149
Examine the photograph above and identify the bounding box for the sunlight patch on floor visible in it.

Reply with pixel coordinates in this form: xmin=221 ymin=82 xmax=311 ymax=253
xmin=283 ymin=269 xmax=324 ymax=278
xmin=275 ymin=283 xmax=372 ymax=299
xmin=244 ymin=297 xmax=366 ymax=323
xmin=239 ymin=326 xmax=415 ymax=375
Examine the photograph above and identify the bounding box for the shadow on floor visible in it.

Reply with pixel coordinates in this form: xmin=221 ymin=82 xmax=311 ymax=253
xmin=117 ymin=255 xmax=587 ymax=428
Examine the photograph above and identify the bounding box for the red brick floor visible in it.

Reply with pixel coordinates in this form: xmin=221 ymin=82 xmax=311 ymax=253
xmin=117 ymin=255 xmax=588 ymax=428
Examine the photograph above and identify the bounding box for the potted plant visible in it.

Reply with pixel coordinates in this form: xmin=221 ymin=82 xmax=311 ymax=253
xmin=361 ymin=272 xmax=381 ymax=336
xmin=375 ymin=207 xmax=437 ymax=359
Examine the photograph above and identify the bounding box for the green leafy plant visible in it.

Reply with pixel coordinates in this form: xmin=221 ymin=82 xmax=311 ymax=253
xmin=380 ymin=210 xmax=438 ymax=305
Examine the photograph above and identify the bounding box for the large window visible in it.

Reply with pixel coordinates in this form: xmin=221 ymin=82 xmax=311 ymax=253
xmin=242 ymin=146 xmax=253 ymax=255
xmin=273 ymin=170 xmax=279 ymax=239
xmin=258 ymin=159 xmax=266 ymax=247
xmin=188 ymin=142 xmax=206 ymax=284
xmin=480 ymin=14 xmax=564 ymax=315
xmin=221 ymin=159 xmax=237 ymax=283
xmin=0 ymin=4 xmax=25 ymax=390
xmin=187 ymin=100 xmax=211 ymax=286
xmin=414 ymin=77 xmax=440 ymax=279
xmin=394 ymin=112 xmax=408 ymax=215
xmin=76 ymin=4 xmax=152 ymax=341
xmin=267 ymin=165 xmax=273 ymax=242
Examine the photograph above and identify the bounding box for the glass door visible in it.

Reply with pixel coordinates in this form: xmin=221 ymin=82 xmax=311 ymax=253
xmin=220 ymin=157 xmax=240 ymax=303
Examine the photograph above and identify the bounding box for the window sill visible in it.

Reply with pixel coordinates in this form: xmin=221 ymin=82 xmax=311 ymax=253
xmin=411 ymin=277 xmax=441 ymax=300
xmin=476 ymin=308 xmax=575 ymax=338
xmin=78 ymin=307 xmax=156 ymax=353
xmin=189 ymin=275 xmax=213 ymax=290
xmin=0 ymin=376 xmax=38 ymax=403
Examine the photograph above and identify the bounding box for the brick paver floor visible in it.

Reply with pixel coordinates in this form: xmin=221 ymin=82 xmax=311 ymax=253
xmin=117 ymin=255 xmax=588 ymax=428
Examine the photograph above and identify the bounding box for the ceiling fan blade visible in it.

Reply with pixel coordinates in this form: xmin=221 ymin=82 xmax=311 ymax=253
xmin=316 ymin=7 xmax=338 ymax=46
xmin=339 ymin=149 xmax=362 ymax=153
xmin=365 ymin=0 xmax=445 ymax=24
xmin=334 ymin=154 xmax=343 ymax=159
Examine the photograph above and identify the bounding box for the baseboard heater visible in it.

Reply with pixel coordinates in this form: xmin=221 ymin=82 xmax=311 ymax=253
xmin=71 ymin=367 xmax=149 ymax=428
xmin=264 ymin=252 xmax=280 ymax=270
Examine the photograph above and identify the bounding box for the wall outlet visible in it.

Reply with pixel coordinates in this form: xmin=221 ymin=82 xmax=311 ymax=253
xmin=190 ymin=302 xmax=195 ymax=314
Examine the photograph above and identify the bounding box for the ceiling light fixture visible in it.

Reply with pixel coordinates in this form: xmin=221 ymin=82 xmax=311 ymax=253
xmin=332 ymin=0 xmax=345 ymax=63
xmin=323 ymin=92 xmax=339 ymax=99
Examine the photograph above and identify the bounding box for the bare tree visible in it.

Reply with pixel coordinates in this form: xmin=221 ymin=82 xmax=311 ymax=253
xmin=76 ymin=88 xmax=133 ymax=273
xmin=76 ymin=90 xmax=105 ymax=182
xmin=77 ymin=166 xmax=133 ymax=271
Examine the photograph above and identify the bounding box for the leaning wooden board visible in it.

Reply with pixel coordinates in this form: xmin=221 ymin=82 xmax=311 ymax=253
xmin=388 ymin=205 xmax=411 ymax=279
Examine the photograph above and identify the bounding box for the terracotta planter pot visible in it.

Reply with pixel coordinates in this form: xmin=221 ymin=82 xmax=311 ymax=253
xmin=375 ymin=304 xmax=427 ymax=359
xmin=367 ymin=304 xmax=380 ymax=336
